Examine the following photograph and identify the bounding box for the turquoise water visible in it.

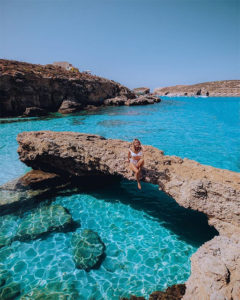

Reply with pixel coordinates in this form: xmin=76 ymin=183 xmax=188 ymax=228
xmin=0 ymin=96 xmax=239 ymax=298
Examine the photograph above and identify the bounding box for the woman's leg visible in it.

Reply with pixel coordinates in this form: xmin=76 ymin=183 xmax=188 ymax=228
xmin=136 ymin=159 xmax=144 ymax=189
xmin=129 ymin=161 xmax=143 ymax=190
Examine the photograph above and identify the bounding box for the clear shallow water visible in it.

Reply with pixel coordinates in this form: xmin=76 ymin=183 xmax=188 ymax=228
xmin=0 ymin=96 xmax=239 ymax=298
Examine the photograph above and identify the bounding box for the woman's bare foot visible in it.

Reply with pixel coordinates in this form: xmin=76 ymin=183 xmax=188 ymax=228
xmin=137 ymin=181 xmax=141 ymax=190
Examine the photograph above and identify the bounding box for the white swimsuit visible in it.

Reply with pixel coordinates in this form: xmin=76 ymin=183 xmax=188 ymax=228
xmin=129 ymin=149 xmax=143 ymax=166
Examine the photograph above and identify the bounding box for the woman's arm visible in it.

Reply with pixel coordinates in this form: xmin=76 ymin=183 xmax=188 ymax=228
xmin=128 ymin=150 xmax=131 ymax=163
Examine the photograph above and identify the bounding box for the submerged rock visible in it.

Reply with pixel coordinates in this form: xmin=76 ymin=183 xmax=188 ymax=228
xmin=72 ymin=229 xmax=106 ymax=271
xmin=21 ymin=281 xmax=79 ymax=299
xmin=0 ymin=282 xmax=21 ymax=300
xmin=0 ymin=215 xmax=19 ymax=248
xmin=14 ymin=205 xmax=75 ymax=242
xmin=0 ymin=265 xmax=21 ymax=300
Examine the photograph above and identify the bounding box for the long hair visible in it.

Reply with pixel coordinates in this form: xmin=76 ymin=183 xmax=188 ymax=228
xmin=132 ymin=138 xmax=142 ymax=150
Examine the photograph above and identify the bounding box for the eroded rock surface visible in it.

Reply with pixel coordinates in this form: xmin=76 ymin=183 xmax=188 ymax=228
xmin=183 ymin=235 xmax=240 ymax=300
xmin=154 ymin=80 xmax=240 ymax=97
xmin=72 ymin=229 xmax=106 ymax=271
xmin=58 ymin=99 xmax=83 ymax=114
xmin=149 ymin=284 xmax=186 ymax=300
xmin=103 ymin=94 xmax=161 ymax=106
xmin=126 ymin=94 xmax=160 ymax=106
xmin=0 ymin=170 xmax=71 ymax=213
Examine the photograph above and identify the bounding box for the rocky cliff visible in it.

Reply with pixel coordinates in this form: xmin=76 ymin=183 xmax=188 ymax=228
xmin=16 ymin=131 xmax=240 ymax=300
xmin=0 ymin=59 xmax=135 ymax=117
xmin=154 ymin=80 xmax=240 ymax=97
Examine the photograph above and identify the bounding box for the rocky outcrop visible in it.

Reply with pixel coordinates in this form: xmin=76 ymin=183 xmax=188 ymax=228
xmin=16 ymin=130 xmax=240 ymax=300
xmin=57 ymin=99 xmax=83 ymax=114
xmin=183 ymin=235 xmax=240 ymax=300
xmin=103 ymin=95 xmax=128 ymax=106
xmin=103 ymin=94 xmax=161 ymax=106
xmin=0 ymin=59 xmax=135 ymax=117
xmin=0 ymin=170 xmax=71 ymax=214
xmin=133 ymin=87 xmax=150 ymax=95
xmin=72 ymin=229 xmax=106 ymax=271
xmin=23 ymin=107 xmax=48 ymax=117
xmin=126 ymin=94 xmax=160 ymax=106
xmin=154 ymin=80 xmax=240 ymax=97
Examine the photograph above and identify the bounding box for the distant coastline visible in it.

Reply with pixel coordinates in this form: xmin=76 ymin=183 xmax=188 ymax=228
xmin=154 ymin=80 xmax=240 ymax=97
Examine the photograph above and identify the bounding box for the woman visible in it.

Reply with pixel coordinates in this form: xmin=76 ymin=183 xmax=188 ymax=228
xmin=128 ymin=138 xmax=144 ymax=189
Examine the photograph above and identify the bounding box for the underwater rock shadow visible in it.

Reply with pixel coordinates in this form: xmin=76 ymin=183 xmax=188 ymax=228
xmin=66 ymin=179 xmax=218 ymax=248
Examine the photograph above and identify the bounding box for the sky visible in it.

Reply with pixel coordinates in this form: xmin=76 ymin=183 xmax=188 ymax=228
xmin=0 ymin=0 xmax=240 ymax=90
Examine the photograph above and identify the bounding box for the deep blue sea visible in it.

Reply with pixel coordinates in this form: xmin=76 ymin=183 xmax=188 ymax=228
xmin=0 ymin=96 xmax=239 ymax=299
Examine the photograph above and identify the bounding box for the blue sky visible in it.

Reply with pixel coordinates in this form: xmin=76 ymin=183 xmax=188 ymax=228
xmin=0 ymin=0 xmax=239 ymax=90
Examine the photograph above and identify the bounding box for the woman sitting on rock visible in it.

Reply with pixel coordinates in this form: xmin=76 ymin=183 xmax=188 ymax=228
xmin=128 ymin=138 xmax=144 ymax=189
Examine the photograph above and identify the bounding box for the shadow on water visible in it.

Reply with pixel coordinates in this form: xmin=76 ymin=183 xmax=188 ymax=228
xmin=51 ymin=178 xmax=218 ymax=248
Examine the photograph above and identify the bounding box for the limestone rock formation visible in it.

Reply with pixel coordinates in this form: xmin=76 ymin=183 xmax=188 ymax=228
xmin=126 ymin=94 xmax=160 ymax=106
xmin=183 ymin=235 xmax=240 ymax=300
xmin=0 ymin=170 xmax=71 ymax=213
xmin=103 ymin=95 xmax=128 ymax=106
xmin=23 ymin=107 xmax=48 ymax=117
xmin=103 ymin=94 xmax=161 ymax=106
xmin=133 ymin=87 xmax=150 ymax=95
xmin=16 ymin=130 xmax=240 ymax=300
xmin=0 ymin=59 xmax=135 ymax=117
xmin=154 ymin=80 xmax=240 ymax=97
xmin=58 ymin=99 xmax=83 ymax=114
xmin=72 ymin=229 xmax=106 ymax=271
xmin=14 ymin=205 xmax=75 ymax=242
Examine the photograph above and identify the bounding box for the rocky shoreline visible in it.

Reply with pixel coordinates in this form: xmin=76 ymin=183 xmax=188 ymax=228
xmin=0 ymin=59 xmax=160 ymax=118
xmin=0 ymin=130 xmax=238 ymax=299
xmin=154 ymin=80 xmax=240 ymax=97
